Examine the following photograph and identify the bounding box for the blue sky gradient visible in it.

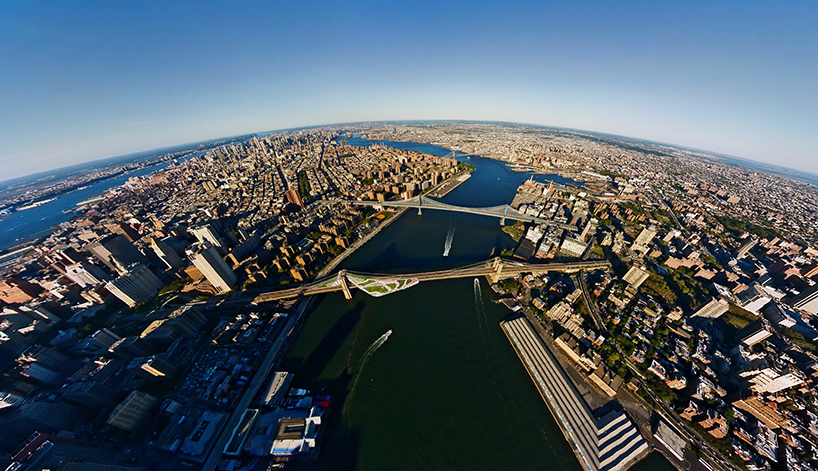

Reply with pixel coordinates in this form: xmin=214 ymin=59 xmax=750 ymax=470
xmin=1 ymin=0 xmax=816 ymax=180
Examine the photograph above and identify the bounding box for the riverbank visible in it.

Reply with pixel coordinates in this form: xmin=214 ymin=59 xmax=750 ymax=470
xmin=315 ymin=169 xmax=473 ymax=278
xmin=279 ymin=137 xmax=676 ymax=471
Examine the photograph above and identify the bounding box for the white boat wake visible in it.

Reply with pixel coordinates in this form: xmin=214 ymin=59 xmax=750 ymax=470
xmin=345 ymin=330 xmax=392 ymax=413
xmin=443 ymin=221 xmax=455 ymax=256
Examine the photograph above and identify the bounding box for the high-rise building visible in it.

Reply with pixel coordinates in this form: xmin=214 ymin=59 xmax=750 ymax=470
xmin=735 ymin=238 xmax=758 ymax=259
xmin=788 ymin=285 xmax=818 ymax=315
xmin=107 ymin=391 xmax=158 ymax=431
xmin=18 ymin=363 xmax=59 ymax=384
xmin=109 ymin=336 xmax=157 ymax=360
xmin=189 ymin=224 xmax=225 ymax=249
xmin=64 ymin=261 xmax=110 ymax=288
xmin=631 ymin=226 xmax=657 ymax=255
xmin=691 ymin=298 xmax=728 ymax=319
xmin=139 ymin=305 xmax=206 ymax=344
xmin=128 ymin=355 xmax=177 ymax=381
xmin=285 ymin=189 xmax=305 ymax=209
xmin=86 ymin=234 xmax=150 ymax=275
xmin=62 ymin=381 xmax=118 ymax=407
xmin=105 ymin=223 xmax=140 ymax=242
xmin=150 ymin=237 xmax=184 ymax=271
xmin=623 ymin=266 xmax=650 ymax=289
xmin=187 ymin=245 xmax=236 ymax=293
xmin=105 ymin=263 xmax=163 ymax=308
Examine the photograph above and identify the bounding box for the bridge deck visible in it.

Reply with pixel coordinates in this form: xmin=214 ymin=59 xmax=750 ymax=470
xmin=347 ymin=196 xmax=577 ymax=231
xmin=253 ymin=259 xmax=610 ymax=303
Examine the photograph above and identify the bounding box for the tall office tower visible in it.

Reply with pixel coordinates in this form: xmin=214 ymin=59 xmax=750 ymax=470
xmin=150 ymin=237 xmax=184 ymax=271
xmin=52 ymin=247 xmax=86 ymax=265
xmin=187 ymin=244 xmax=237 ymax=293
xmin=735 ymin=238 xmax=758 ymax=259
xmin=107 ymin=391 xmax=158 ymax=432
xmin=189 ymin=224 xmax=226 ymax=249
xmin=623 ymin=265 xmax=650 ymax=289
xmin=105 ymin=222 xmax=140 ymax=242
xmin=128 ymin=355 xmax=177 ymax=381
xmin=86 ymin=234 xmax=150 ymax=275
xmin=105 ymin=263 xmax=163 ymax=308
xmin=692 ymin=298 xmax=729 ymax=319
xmin=788 ymin=285 xmax=818 ymax=315
xmin=285 ymin=188 xmax=305 ymax=209
xmin=64 ymin=261 xmax=111 ymax=288
xmin=631 ymin=226 xmax=657 ymax=254
xmin=201 ymin=180 xmax=217 ymax=193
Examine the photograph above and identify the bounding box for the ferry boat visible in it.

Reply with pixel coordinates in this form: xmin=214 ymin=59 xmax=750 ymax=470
xmin=16 ymin=197 xmax=57 ymax=211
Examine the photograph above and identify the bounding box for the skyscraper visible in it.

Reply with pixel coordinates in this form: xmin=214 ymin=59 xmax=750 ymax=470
xmin=623 ymin=265 xmax=650 ymax=289
xmin=187 ymin=244 xmax=237 ymax=293
xmin=735 ymin=238 xmax=758 ymax=259
xmin=788 ymin=285 xmax=818 ymax=315
xmin=86 ymin=234 xmax=150 ymax=275
xmin=105 ymin=263 xmax=163 ymax=308
xmin=64 ymin=261 xmax=110 ymax=287
xmin=150 ymin=237 xmax=184 ymax=271
xmin=631 ymin=226 xmax=657 ymax=255
xmin=285 ymin=188 xmax=305 ymax=209
xmin=189 ymin=224 xmax=226 ymax=249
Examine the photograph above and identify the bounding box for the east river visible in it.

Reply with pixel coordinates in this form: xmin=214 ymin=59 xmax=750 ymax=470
xmin=284 ymin=137 xmax=675 ymax=471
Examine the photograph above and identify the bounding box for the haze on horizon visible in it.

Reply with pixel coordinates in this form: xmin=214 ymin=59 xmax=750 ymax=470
xmin=1 ymin=0 xmax=816 ymax=182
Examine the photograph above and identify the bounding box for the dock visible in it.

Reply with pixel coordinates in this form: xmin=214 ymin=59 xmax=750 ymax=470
xmin=501 ymin=316 xmax=649 ymax=471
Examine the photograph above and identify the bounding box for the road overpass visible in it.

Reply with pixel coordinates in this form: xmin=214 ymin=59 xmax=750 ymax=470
xmin=345 ymin=195 xmax=577 ymax=231
xmin=252 ymin=257 xmax=610 ymax=303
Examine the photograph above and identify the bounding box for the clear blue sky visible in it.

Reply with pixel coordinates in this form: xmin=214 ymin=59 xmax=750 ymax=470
xmin=1 ymin=0 xmax=816 ymax=181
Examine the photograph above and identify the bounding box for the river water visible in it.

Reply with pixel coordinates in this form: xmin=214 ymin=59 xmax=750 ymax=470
xmin=283 ymin=137 xmax=675 ymax=471
xmin=0 ymin=162 xmax=173 ymax=252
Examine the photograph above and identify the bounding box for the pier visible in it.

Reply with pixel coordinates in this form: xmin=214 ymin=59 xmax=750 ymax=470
xmin=501 ymin=316 xmax=649 ymax=471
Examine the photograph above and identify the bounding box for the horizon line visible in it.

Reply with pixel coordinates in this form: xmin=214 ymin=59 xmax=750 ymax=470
xmin=3 ymin=119 xmax=817 ymax=185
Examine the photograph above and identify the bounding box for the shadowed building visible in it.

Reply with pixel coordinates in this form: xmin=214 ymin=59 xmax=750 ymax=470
xmin=187 ymin=244 xmax=236 ymax=293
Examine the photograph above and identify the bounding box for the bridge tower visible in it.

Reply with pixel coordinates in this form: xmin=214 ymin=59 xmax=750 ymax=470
xmin=417 ymin=195 xmax=423 ymax=215
xmin=338 ymin=270 xmax=353 ymax=300
xmin=488 ymin=257 xmax=504 ymax=283
xmin=500 ymin=205 xmax=510 ymax=226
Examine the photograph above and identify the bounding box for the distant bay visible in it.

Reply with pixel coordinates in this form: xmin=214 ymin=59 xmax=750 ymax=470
xmin=0 ymin=162 xmax=171 ymax=253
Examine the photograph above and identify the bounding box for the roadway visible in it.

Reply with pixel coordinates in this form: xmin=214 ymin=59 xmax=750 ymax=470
xmin=200 ymin=297 xmax=315 ymax=471
xmin=251 ymin=258 xmax=611 ymax=303
xmin=347 ymin=195 xmax=578 ymax=231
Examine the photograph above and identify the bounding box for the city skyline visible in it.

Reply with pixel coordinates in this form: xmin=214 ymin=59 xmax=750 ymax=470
xmin=2 ymin=0 xmax=817 ymax=181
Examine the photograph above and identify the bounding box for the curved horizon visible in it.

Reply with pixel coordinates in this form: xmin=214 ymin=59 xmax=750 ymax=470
xmin=3 ymin=119 xmax=816 ymax=186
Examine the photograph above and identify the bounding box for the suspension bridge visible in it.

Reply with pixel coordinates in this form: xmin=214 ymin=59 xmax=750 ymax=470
xmin=251 ymin=257 xmax=610 ymax=303
xmin=346 ymin=195 xmax=577 ymax=230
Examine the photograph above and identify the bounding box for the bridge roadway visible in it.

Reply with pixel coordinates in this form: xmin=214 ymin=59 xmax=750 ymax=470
xmin=252 ymin=258 xmax=611 ymax=303
xmin=345 ymin=195 xmax=578 ymax=231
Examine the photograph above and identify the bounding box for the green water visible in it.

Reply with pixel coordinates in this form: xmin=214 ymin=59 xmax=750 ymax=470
xmin=283 ymin=146 xmax=674 ymax=471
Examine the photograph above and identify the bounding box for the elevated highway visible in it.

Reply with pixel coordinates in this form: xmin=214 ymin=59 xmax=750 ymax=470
xmin=252 ymin=257 xmax=610 ymax=303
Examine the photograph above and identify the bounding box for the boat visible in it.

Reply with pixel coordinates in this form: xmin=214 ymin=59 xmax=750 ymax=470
xmin=16 ymin=197 xmax=57 ymax=211
xmin=76 ymin=195 xmax=105 ymax=207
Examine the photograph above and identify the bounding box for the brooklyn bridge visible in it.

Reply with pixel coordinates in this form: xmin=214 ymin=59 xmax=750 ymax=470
xmin=252 ymin=257 xmax=610 ymax=303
